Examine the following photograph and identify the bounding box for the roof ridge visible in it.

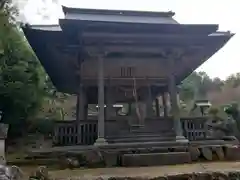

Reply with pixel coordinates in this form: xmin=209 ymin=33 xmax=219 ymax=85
xmin=62 ymin=5 xmax=175 ymax=17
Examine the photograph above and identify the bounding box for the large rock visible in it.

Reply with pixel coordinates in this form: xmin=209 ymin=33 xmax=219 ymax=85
xmin=29 ymin=166 xmax=51 ymax=180
xmin=192 ymin=172 xmax=213 ymax=180
xmin=59 ymin=157 xmax=80 ymax=169
xmin=0 ymin=165 xmax=23 ymax=180
xmin=212 ymin=147 xmax=225 ymax=160
xmin=188 ymin=146 xmax=200 ymax=161
xmin=167 ymin=173 xmax=193 ymax=180
xmin=212 ymin=172 xmax=229 ymax=180
xmin=101 ymin=151 xmax=119 ymax=167
xmin=228 ymin=171 xmax=240 ymax=180
xmin=82 ymin=150 xmax=104 ymax=166
xmin=201 ymin=147 xmax=213 ymax=161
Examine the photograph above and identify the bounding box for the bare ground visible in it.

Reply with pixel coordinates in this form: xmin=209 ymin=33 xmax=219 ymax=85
xmin=20 ymin=162 xmax=240 ymax=179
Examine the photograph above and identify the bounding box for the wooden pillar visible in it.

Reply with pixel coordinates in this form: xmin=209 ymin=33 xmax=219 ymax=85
xmin=162 ymin=92 xmax=168 ymax=117
xmin=95 ymin=55 xmax=107 ymax=145
xmin=84 ymin=98 xmax=88 ymax=120
xmin=80 ymin=84 xmax=86 ymax=120
xmin=128 ymin=102 xmax=132 ymax=115
xmin=106 ymin=86 xmax=115 ymax=119
xmin=168 ymin=60 xmax=188 ymax=142
xmin=155 ymin=98 xmax=160 ymax=117
xmin=146 ymin=85 xmax=153 ymax=117
xmin=106 ymin=88 xmax=111 ymax=120
xmin=76 ymin=93 xmax=80 ymax=121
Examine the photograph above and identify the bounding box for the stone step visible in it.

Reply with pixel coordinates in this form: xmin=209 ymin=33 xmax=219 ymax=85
xmin=100 ymin=141 xmax=189 ymax=151
xmin=121 ymin=152 xmax=191 ymax=166
xmin=107 ymin=135 xmax=176 ymax=143
xmin=129 ymin=126 xmax=174 ymax=134
xmin=107 ymin=132 xmax=175 ymax=138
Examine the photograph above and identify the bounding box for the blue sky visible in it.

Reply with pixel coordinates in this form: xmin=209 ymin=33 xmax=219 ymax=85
xmin=20 ymin=0 xmax=240 ymax=79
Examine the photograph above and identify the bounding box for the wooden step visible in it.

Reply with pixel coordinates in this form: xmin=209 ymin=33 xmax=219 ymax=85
xmin=121 ymin=152 xmax=191 ymax=166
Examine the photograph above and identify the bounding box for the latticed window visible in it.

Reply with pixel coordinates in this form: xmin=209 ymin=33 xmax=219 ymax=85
xmin=120 ymin=67 xmax=135 ymax=77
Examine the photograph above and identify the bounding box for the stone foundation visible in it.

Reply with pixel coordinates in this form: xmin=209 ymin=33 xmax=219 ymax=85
xmin=27 ymin=140 xmax=240 ymax=168
xmin=122 ymin=152 xmax=191 ymax=166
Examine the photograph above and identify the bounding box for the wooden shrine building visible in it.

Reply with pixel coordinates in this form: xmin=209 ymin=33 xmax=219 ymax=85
xmin=22 ymin=6 xmax=235 ymax=158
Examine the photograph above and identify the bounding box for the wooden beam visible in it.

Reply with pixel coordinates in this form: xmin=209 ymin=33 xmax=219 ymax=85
xmin=55 ymin=42 xmax=204 ymax=56
xmin=81 ymin=77 xmax=167 ymax=86
xmin=82 ymin=32 xmax=214 ymax=42
xmin=85 ymin=45 xmax=203 ymax=55
xmin=60 ymin=19 xmax=219 ymax=35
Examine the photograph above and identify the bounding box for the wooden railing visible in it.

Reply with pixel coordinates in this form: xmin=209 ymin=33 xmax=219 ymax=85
xmin=53 ymin=117 xmax=208 ymax=146
xmin=53 ymin=120 xmax=97 ymax=146
xmin=181 ymin=117 xmax=207 ymax=141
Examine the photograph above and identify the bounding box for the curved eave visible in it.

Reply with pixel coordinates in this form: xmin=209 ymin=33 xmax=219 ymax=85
xmin=22 ymin=26 xmax=234 ymax=93
xmin=23 ymin=24 xmax=61 ymax=31
xmin=176 ymin=33 xmax=234 ymax=84
xmin=22 ymin=26 xmax=78 ymax=93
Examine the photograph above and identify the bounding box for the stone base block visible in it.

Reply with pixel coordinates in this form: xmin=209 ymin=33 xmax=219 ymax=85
xmin=94 ymin=138 xmax=108 ymax=146
xmin=225 ymin=145 xmax=240 ymax=161
xmin=121 ymin=152 xmax=191 ymax=166
xmin=102 ymin=151 xmax=119 ymax=167
xmin=176 ymin=136 xmax=189 ymax=143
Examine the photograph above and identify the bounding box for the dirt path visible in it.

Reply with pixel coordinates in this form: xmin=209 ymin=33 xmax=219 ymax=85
xmin=28 ymin=162 xmax=240 ymax=179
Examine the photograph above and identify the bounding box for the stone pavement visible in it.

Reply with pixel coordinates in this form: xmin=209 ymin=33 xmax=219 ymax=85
xmin=43 ymin=162 xmax=240 ymax=179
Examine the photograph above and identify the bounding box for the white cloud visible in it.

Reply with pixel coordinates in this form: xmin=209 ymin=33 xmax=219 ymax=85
xmin=19 ymin=0 xmax=240 ymax=79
